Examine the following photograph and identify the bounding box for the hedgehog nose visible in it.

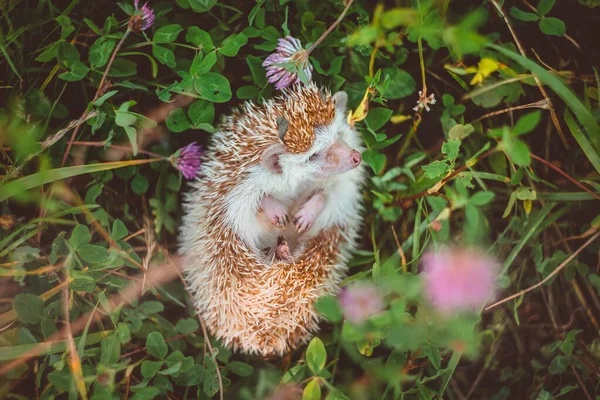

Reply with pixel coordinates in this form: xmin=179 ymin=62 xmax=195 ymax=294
xmin=351 ymin=150 xmax=361 ymax=166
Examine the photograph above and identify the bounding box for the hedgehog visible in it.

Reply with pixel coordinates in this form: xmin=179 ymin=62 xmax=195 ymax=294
xmin=179 ymin=82 xmax=366 ymax=356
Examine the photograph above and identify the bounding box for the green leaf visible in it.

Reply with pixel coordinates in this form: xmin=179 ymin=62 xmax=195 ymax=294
xmin=117 ymin=323 xmax=131 ymax=343
xmin=489 ymin=44 xmax=600 ymax=169
xmin=314 ymin=296 xmax=343 ymax=323
xmin=194 ymin=73 xmax=232 ymax=103
xmin=70 ymin=271 xmax=97 ymax=292
xmin=141 ymin=300 xmax=164 ymax=314
xmin=469 ymin=191 xmax=495 ymax=206
xmin=188 ymin=100 xmax=215 ymax=126
xmin=152 ymin=45 xmax=176 ymax=67
xmin=89 ymin=38 xmax=116 ymax=68
xmin=36 ymin=41 xmax=62 ymax=62
xmin=141 ymin=360 xmax=164 ymax=379
xmin=513 ymin=111 xmax=541 ymax=135
xmin=78 ymin=244 xmax=109 ymax=264
xmin=302 ymin=379 xmax=321 ymax=400
xmin=115 ymin=111 xmax=137 ymax=127
xmin=190 ymin=51 xmax=217 ymax=76
xmin=13 ymin=294 xmax=44 ymax=324
xmin=219 ymin=33 xmax=247 ymax=57
xmin=111 ymin=219 xmax=128 ymax=241
xmin=503 ymin=137 xmax=531 ymax=166
xmin=365 ymin=108 xmax=393 ymax=131
xmin=509 ymin=7 xmax=540 ymax=21
xmin=448 ymin=124 xmax=474 ymax=140
xmin=537 ymin=0 xmax=556 ymax=15
xmin=228 ymin=361 xmax=254 ymax=377
xmin=56 ymin=15 xmax=75 ymax=39
xmin=131 ymin=173 xmax=150 ymax=195
xmin=146 ymin=332 xmax=168 ymax=359
xmin=306 ymin=337 xmax=327 ymax=374
xmin=153 ymin=24 xmax=183 ymax=44
xmin=59 ymin=61 xmax=89 ymax=82
xmin=176 ymin=318 xmax=199 ymax=334
xmin=57 ymin=41 xmax=80 ymax=65
xmin=166 ymin=108 xmax=194 ymax=133
xmin=189 ymin=0 xmax=217 ymax=13
xmin=382 ymin=68 xmax=416 ymax=99
xmin=69 ymin=224 xmax=91 ymax=247
xmin=124 ymin=126 xmax=138 ymax=156
xmin=130 ymin=387 xmax=160 ymax=400
xmin=422 ymin=160 xmax=450 ymax=179
xmin=362 ymin=150 xmax=386 ymax=174
xmin=539 ymin=17 xmax=566 ymax=36
xmin=442 ymin=139 xmax=461 ymax=162
xmin=84 ymin=18 xmax=104 ymax=35
xmin=236 ymin=85 xmax=260 ymax=99
xmin=185 ymin=27 xmax=214 ymax=49
xmin=108 ymin=59 xmax=137 ymax=77
xmin=93 ymin=90 xmax=118 ymax=107
xmin=424 ymin=346 xmax=441 ymax=370
xmin=548 ymin=355 xmax=570 ymax=374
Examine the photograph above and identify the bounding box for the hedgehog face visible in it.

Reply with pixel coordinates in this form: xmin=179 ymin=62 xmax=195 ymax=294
xmin=261 ymin=91 xmax=362 ymax=181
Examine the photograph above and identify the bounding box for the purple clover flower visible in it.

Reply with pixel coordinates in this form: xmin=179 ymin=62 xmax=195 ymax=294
xmin=129 ymin=0 xmax=155 ymax=32
xmin=263 ymin=36 xmax=313 ymax=90
xmin=421 ymin=246 xmax=499 ymax=314
xmin=172 ymin=142 xmax=202 ymax=180
xmin=338 ymin=282 xmax=384 ymax=325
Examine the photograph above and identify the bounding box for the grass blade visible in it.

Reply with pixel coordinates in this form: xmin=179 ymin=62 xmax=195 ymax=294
xmin=0 ymin=159 xmax=162 ymax=202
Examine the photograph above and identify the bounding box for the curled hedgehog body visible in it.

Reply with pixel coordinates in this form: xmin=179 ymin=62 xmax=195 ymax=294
xmin=179 ymin=83 xmax=365 ymax=356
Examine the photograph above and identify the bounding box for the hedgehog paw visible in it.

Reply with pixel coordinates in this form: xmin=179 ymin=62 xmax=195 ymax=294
xmin=274 ymin=237 xmax=293 ymax=261
xmin=259 ymin=195 xmax=289 ymax=229
xmin=293 ymin=191 xmax=324 ymax=233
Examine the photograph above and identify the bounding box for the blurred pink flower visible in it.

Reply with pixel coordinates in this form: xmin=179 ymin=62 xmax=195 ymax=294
xmin=421 ymin=246 xmax=499 ymax=314
xmin=263 ymin=36 xmax=313 ymax=90
xmin=172 ymin=142 xmax=202 ymax=179
xmin=129 ymin=0 xmax=155 ymax=32
xmin=338 ymin=282 xmax=384 ymax=324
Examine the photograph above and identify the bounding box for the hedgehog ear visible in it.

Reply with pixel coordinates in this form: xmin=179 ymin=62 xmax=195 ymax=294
xmin=276 ymin=116 xmax=289 ymax=142
xmin=261 ymin=144 xmax=287 ymax=174
xmin=332 ymin=91 xmax=348 ymax=114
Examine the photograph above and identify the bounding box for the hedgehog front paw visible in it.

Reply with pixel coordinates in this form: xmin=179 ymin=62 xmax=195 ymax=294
xmin=270 ymin=212 xmax=289 ymax=229
xmin=259 ymin=195 xmax=289 ymax=229
xmin=293 ymin=207 xmax=317 ymax=233
xmin=293 ymin=191 xmax=325 ymax=233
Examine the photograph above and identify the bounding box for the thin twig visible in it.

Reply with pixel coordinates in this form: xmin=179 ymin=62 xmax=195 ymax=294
xmin=62 ymin=280 xmax=88 ymax=400
xmin=530 ymin=153 xmax=600 ymax=201
xmin=485 ymin=232 xmax=600 ymax=311
xmin=61 ymin=30 xmax=131 ymax=168
xmin=167 ymin=254 xmax=224 ymax=400
xmin=471 ymin=98 xmax=551 ymax=124
xmin=0 ymin=256 xmax=180 ymax=376
xmin=391 ymin=225 xmax=407 ymax=273
xmin=305 ymin=0 xmax=354 ymax=56
xmin=488 ymin=0 xmax=569 ymax=148
xmin=399 ymin=149 xmax=496 ymax=203
xmin=72 ymin=141 xmax=165 ymax=159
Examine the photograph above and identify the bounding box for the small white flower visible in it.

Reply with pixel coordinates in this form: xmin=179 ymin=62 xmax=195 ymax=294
xmin=413 ymin=90 xmax=436 ymax=112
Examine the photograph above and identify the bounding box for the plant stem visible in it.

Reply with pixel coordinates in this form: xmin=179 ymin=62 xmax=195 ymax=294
xmin=61 ymin=29 xmax=131 ymax=168
xmin=305 ymin=0 xmax=354 ymax=56
xmin=485 ymin=231 xmax=600 ymax=311
xmin=72 ymin=141 xmax=165 ymax=159
xmin=488 ymin=0 xmax=569 ymax=148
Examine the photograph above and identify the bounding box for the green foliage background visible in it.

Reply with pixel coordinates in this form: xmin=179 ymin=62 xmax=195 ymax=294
xmin=1 ymin=0 xmax=600 ymax=399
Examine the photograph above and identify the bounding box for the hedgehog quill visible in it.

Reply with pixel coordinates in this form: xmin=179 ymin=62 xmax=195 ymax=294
xmin=179 ymin=83 xmax=365 ymax=356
